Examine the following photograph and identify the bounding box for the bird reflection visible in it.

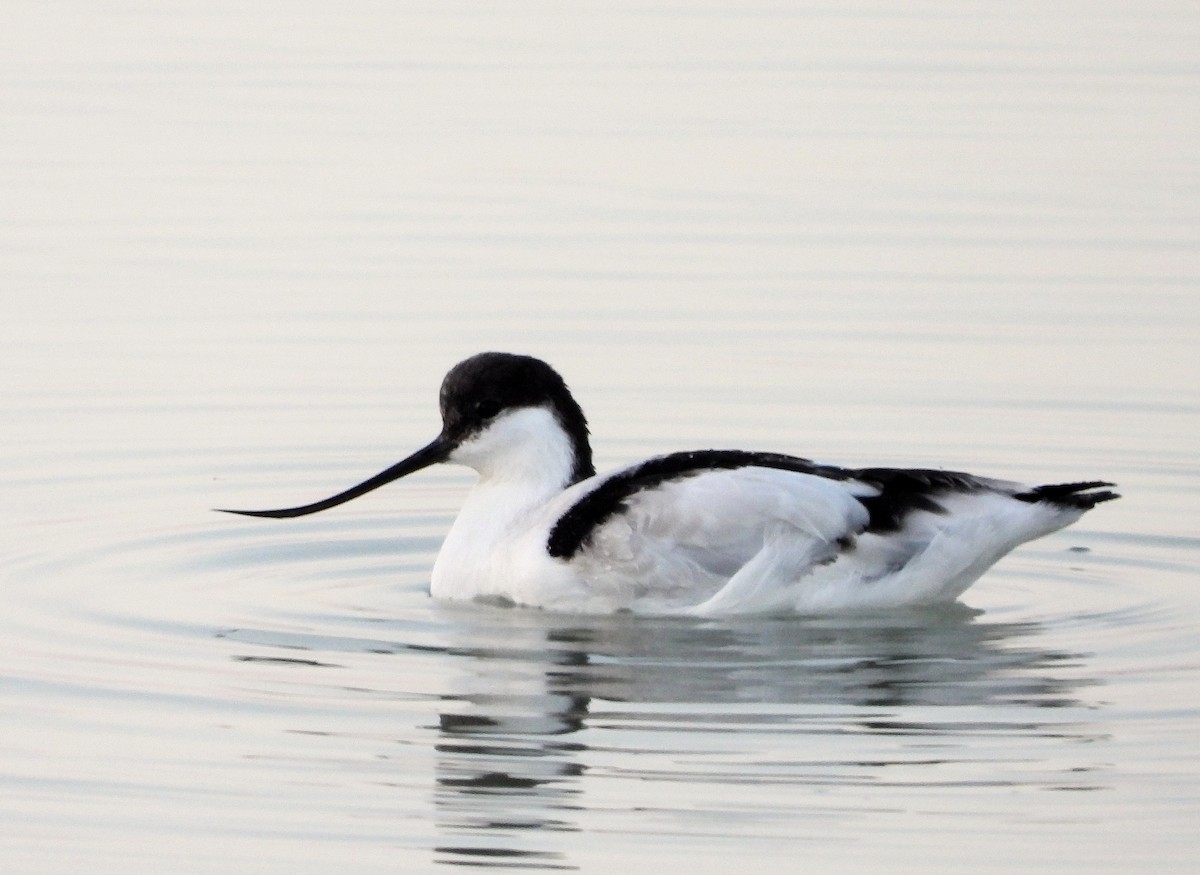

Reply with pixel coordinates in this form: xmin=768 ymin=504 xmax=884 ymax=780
xmin=429 ymin=606 xmax=1096 ymax=869
xmin=433 ymin=632 xmax=591 ymax=870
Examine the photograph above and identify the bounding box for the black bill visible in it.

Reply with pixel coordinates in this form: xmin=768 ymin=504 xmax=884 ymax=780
xmin=217 ymin=436 xmax=452 ymax=518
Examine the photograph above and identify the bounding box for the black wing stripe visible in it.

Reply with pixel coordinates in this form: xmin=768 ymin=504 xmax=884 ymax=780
xmin=546 ymin=450 xmax=839 ymax=560
xmin=546 ymin=450 xmax=1119 ymax=562
xmin=546 ymin=451 xmax=1005 ymax=560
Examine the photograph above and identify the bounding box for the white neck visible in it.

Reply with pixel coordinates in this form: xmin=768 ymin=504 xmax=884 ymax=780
xmin=447 ymin=406 xmax=579 ymax=494
xmin=431 ymin=407 xmax=580 ymax=599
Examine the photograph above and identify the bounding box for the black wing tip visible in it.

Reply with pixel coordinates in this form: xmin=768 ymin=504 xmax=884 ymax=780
xmin=1014 ymin=481 xmax=1120 ymax=510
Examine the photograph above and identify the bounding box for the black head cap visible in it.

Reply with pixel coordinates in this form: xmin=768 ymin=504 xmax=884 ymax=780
xmin=438 ymin=352 xmax=595 ymax=483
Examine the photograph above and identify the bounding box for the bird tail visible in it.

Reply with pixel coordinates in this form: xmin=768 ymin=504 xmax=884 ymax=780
xmin=1014 ymin=481 xmax=1120 ymax=510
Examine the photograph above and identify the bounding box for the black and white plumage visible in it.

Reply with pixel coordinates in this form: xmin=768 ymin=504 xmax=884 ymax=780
xmin=221 ymin=352 xmax=1118 ymax=615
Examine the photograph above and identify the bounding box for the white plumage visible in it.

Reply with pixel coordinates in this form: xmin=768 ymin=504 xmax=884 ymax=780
xmin=223 ymin=353 xmax=1118 ymax=616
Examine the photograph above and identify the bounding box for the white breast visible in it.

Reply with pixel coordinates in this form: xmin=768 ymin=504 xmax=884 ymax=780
xmin=431 ymin=406 xmax=586 ymax=604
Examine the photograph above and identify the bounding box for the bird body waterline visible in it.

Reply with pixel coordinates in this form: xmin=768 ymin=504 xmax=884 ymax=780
xmin=220 ymin=352 xmax=1118 ymax=615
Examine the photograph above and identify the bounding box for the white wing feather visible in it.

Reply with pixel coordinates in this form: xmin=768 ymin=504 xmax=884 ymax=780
xmin=570 ymin=467 xmax=871 ymax=612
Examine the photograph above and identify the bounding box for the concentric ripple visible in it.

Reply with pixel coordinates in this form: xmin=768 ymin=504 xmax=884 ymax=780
xmin=3 ymin=439 xmax=1192 ymax=871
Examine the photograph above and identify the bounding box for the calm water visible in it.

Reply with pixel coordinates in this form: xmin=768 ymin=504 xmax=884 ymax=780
xmin=3 ymin=3 xmax=1198 ymax=872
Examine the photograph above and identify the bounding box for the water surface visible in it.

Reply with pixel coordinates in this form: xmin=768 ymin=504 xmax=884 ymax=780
xmin=2 ymin=3 xmax=1198 ymax=872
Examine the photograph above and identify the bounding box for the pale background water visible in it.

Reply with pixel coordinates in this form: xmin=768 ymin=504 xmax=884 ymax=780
xmin=2 ymin=2 xmax=1198 ymax=872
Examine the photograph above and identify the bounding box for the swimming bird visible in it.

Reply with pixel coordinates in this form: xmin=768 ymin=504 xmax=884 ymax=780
xmin=220 ymin=352 xmax=1118 ymax=615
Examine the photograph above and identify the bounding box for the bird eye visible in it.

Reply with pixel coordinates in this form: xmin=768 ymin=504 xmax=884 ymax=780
xmin=473 ymin=399 xmax=501 ymax=420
